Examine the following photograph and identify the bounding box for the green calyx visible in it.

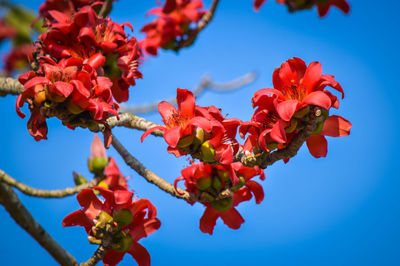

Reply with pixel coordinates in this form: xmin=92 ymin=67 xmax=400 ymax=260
xmin=177 ymin=135 xmax=194 ymax=149
xmin=88 ymin=157 xmax=109 ymax=174
xmin=96 ymin=211 xmax=113 ymax=228
xmin=231 ymin=176 xmax=246 ymax=192
xmin=196 ymin=177 xmax=212 ymax=191
xmin=285 ymin=118 xmax=298 ymax=133
xmin=73 ymin=172 xmax=88 ymax=186
xmin=217 ymin=170 xmax=230 ymax=182
xmin=113 ymin=209 xmax=133 ymax=227
xmin=200 ymin=141 xmax=215 ymax=163
xmin=212 ymin=177 xmax=223 ymax=191
xmin=293 ymin=106 xmax=310 ymax=119
xmin=211 ymin=198 xmax=232 ymax=212
xmin=112 ymin=233 xmax=133 ymax=253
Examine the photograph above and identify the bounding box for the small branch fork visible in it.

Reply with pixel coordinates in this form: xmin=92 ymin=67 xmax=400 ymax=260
xmin=120 ymin=72 xmax=257 ymax=114
xmin=0 ymin=170 xmax=103 ymax=198
xmin=175 ymin=0 xmax=220 ymax=49
xmin=0 ymin=181 xmax=78 ymax=266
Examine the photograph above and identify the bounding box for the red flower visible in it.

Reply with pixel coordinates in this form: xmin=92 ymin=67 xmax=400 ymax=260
xmin=306 ymin=114 xmax=352 ymax=158
xmin=62 ymin=187 xmax=160 ymax=266
xmin=253 ymin=57 xmax=343 ymax=122
xmin=104 ymin=158 xmax=129 ymax=191
xmin=175 ymin=162 xmax=265 ymax=234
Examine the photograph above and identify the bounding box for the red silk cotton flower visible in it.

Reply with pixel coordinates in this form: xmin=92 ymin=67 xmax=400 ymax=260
xmin=175 ymin=162 xmax=265 ymax=234
xmin=254 ymin=0 xmax=350 ymax=17
xmin=62 ymin=187 xmax=160 ymax=266
xmin=140 ymin=0 xmax=206 ymax=55
xmin=141 ymin=88 xmax=241 ymax=165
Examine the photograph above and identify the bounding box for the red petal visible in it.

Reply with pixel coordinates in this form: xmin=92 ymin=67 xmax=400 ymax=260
xmin=303 ymin=91 xmax=331 ymax=110
xmin=306 ymin=135 xmax=328 ymax=158
xmin=62 ymin=210 xmax=92 ymax=233
xmin=164 ymin=126 xmax=181 ymax=148
xmin=245 ymin=180 xmax=264 ymax=204
xmin=91 ymin=134 xmax=107 ymax=158
xmin=220 ymin=208 xmax=245 ymax=230
xmin=102 ymin=248 xmax=125 ymax=266
xmin=276 ymin=100 xmax=298 ymax=121
xmin=140 ymin=126 xmax=166 ymax=142
xmin=321 ymin=115 xmax=352 ymax=137
xmin=128 ymin=242 xmax=151 ymax=266
xmin=302 ymin=61 xmax=322 ymax=93
xmin=114 ymin=190 xmax=133 ymax=205
xmin=176 ymin=88 xmax=195 ymax=119
xmin=199 ymin=206 xmax=219 ymax=235
xmin=76 ymin=189 xmax=103 ymax=220
xmin=23 ymin=76 xmax=49 ymax=90
xmin=54 ymin=81 xmax=73 ymax=97
xmin=162 ymin=0 xmax=177 ymax=13
xmin=157 ymin=101 xmax=177 ymax=123
xmin=254 ymin=0 xmax=267 ymax=11
xmin=270 ymin=120 xmax=287 ymax=144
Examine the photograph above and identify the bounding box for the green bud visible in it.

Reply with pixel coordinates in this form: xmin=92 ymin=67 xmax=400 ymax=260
xmin=211 ymin=198 xmax=232 ymax=212
xmin=285 ymin=119 xmax=298 ymax=133
xmin=113 ymin=209 xmax=133 ymax=227
xmin=88 ymin=157 xmax=109 ymax=174
xmin=266 ymin=142 xmax=278 ymax=151
xmin=217 ymin=170 xmax=230 ymax=182
xmin=196 ymin=177 xmax=212 ymax=191
xmin=212 ymin=177 xmax=223 ymax=191
xmin=200 ymin=192 xmax=215 ymax=202
xmin=96 ymin=211 xmax=113 ymax=228
xmin=293 ymin=106 xmax=310 ymax=119
xmin=177 ymin=135 xmax=194 ymax=149
xmin=112 ymin=234 xmax=133 ymax=253
xmin=312 ymin=121 xmax=325 ymax=135
xmin=66 ymin=100 xmax=84 ymax=114
xmin=193 ymin=128 xmax=205 ymax=144
xmin=88 ymin=236 xmax=102 ymax=245
xmin=231 ymin=176 xmax=246 ymax=191
xmin=200 ymin=141 xmax=215 ymax=163
xmin=73 ymin=172 xmax=87 ymax=186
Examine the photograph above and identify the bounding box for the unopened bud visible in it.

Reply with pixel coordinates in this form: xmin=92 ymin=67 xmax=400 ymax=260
xmin=112 ymin=234 xmax=133 ymax=253
xmin=96 ymin=211 xmax=113 ymax=228
xmin=196 ymin=177 xmax=212 ymax=191
xmin=217 ymin=170 xmax=230 ymax=182
xmin=231 ymin=176 xmax=246 ymax=191
xmin=212 ymin=177 xmax=223 ymax=191
xmin=211 ymin=198 xmax=232 ymax=212
xmin=200 ymin=141 xmax=215 ymax=163
xmin=88 ymin=236 xmax=102 ymax=245
xmin=193 ymin=128 xmax=205 ymax=144
xmin=73 ymin=172 xmax=87 ymax=186
xmin=66 ymin=100 xmax=84 ymax=115
xmin=177 ymin=135 xmax=194 ymax=149
xmin=88 ymin=157 xmax=109 ymax=174
xmin=200 ymin=192 xmax=215 ymax=202
xmin=113 ymin=209 xmax=133 ymax=227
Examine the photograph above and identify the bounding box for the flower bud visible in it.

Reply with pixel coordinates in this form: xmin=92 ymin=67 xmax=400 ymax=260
xmin=34 ymin=90 xmax=46 ymax=106
xmin=96 ymin=211 xmax=113 ymax=228
xmin=293 ymin=106 xmax=310 ymax=118
xmin=88 ymin=157 xmax=109 ymax=174
xmin=231 ymin=176 xmax=246 ymax=191
xmin=196 ymin=177 xmax=212 ymax=191
xmin=200 ymin=141 xmax=215 ymax=163
xmin=200 ymin=191 xmax=215 ymax=202
xmin=112 ymin=233 xmax=132 ymax=253
xmin=73 ymin=172 xmax=87 ymax=186
xmin=113 ymin=209 xmax=133 ymax=227
xmin=212 ymin=177 xmax=223 ymax=191
xmin=193 ymin=128 xmax=205 ymax=144
xmin=177 ymin=135 xmax=194 ymax=149
xmin=217 ymin=170 xmax=230 ymax=182
xmin=211 ymin=197 xmax=232 ymax=212
xmin=66 ymin=100 xmax=84 ymax=114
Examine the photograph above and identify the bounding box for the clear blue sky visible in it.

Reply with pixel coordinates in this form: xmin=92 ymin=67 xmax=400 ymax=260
xmin=1 ymin=0 xmax=399 ymax=265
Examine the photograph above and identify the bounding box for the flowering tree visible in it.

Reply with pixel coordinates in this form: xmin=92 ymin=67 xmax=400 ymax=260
xmin=0 ymin=0 xmax=352 ymax=265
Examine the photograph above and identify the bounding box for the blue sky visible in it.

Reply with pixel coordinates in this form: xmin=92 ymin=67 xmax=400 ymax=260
xmin=1 ymin=0 xmax=399 ymax=265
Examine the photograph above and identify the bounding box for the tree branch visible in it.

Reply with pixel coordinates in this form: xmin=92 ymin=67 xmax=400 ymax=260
xmin=98 ymin=0 xmax=113 ymax=18
xmin=0 ymin=169 xmax=103 ymax=198
xmin=111 ymin=136 xmax=192 ymax=201
xmin=120 ymin=72 xmax=257 ymax=114
xmin=0 ymin=77 xmax=24 ymax=97
xmin=80 ymin=234 xmax=112 ymax=266
xmin=175 ymin=0 xmax=220 ymax=49
xmin=0 ymin=181 xmax=78 ymax=266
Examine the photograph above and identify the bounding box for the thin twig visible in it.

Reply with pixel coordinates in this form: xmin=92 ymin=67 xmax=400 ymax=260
xmin=111 ymin=136 xmax=191 ymax=201
xmin=98 ymin=0 xmax=113 ymax=18
xmin=0 ymin=77 xmax=24 ymax=97
xmin=0 ymin=170 xmax=103 ymax=198
xmin=0 ymin=181 xmax=78 ymax=266
xmin=120 ymin=72 xmax=257 ymax=114
xmin=175 ymin=0 xmax=220 ymax=49
xmin=80 ymin=234 xmax=112 ymax=266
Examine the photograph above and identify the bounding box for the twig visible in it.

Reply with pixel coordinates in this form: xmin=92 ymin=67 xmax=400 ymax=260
xmin=0 ymin=77 xmax=24 ymax=97
xmin=120 ymin=72 xmax=257 ymax=114
xmin=98 ymin=0 xmax=113 ymax=18
xmin=111 ymin=136 xmax=191 ymax=201
xmin=0 ymin=170 xmax=103 ymax=198
xmin=0 ymin=181 xmax=78 ymax=266
xmin=80 ymin=234 xmax=112 ymax=266
xmin=238 ymin=107 xmax=321 ymax=169
xmin=175 ymin=0 xmax=220 ymax=49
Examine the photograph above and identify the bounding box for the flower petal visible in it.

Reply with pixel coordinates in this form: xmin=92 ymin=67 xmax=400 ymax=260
xmin=245 ymin=180 xmax=264 ymax=204
xmin=321 ymin=115 xmax=352 ymax=137
xmin=199 ymin=206 xmax=219 ymax=235
xmin=306 ymin=135 xmax=328 ymax=158
xmin=276 ymin=100 xmax=298 ymax=121
xmin=220 ymin=208 xmax=245 ymax=230
xmin=164 ymin=126 xmax=182 ymax=148
xmin=302 ymin=61 xmax=322 ymax=93
xmin=176 ymin=88 xmax=195 ymax=119
xmin=127 ymin=242 xmax=151 ymax=266
xmin=140 ymin=126 xmax=166 ymax=142
xmin=303 ymin=91 xmax=331 ymax=110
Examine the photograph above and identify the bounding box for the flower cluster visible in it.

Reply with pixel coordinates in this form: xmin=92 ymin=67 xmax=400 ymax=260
xmin=141 ymin=88 xmax=241 ymax=166
xmin=64 ymin=135 xmax=160 ymax=266
xmin=140 ymin=0 xmax=206 ymax=55
xmin=16 ymin=5 xmax=142 ymax=146
xmin=254 ymin=0 xmax=350 ymax=17
xmin=240 ymin=57 xmax=352 ymax=158
xmin=175 ymin=162 xmax=265 ymax=234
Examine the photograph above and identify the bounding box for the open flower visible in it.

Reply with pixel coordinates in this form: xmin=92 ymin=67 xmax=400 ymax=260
xmin=175 ymin=162 xmax=264 ymax=234
xmin=62 ymin=187 xmax=160 ymax=266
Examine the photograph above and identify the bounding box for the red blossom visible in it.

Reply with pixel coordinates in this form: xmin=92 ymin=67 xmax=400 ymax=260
xmin=62 ymin=187 xmax=160 ymax=266
xmin=175 ymin=162 xmax=265 ymax=234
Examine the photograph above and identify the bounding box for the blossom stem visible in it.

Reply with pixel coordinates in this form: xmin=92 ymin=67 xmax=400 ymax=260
xmin=80 ymin=234 xmax=112 ymax=266
xmin=0 ymin=181 xmax=78 ymax=266
xmin=0 ymin=169 xmax=103 ymax=198
xmin=175 ymin=0 xmax=220 ymax=49
xmin=0 ymin=77 xmax=24 ymax=97
xmin=111 ymin=136 xmax=192 ymax=201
